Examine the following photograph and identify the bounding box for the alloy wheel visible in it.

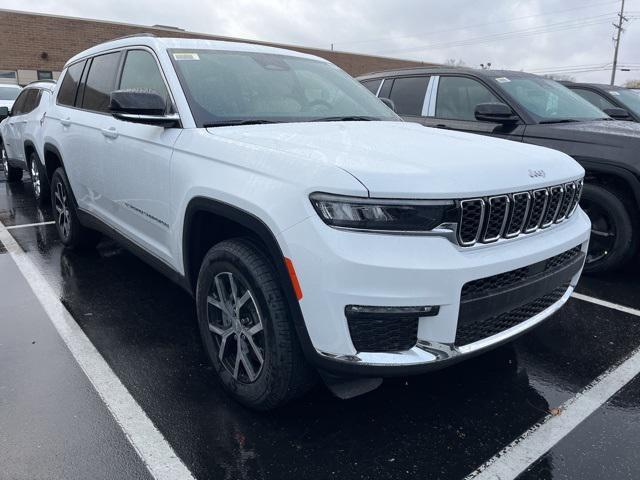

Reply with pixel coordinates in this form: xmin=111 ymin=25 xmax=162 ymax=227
xmin=206 ymin=271 xmax=265 ymax=383
xmin=54 ymin=181 xmax=71 ymax=239
xmin=30 ymin=162 xmax=41 ymax=198
xmin=581 ymin=199 xmax=616 ymax=265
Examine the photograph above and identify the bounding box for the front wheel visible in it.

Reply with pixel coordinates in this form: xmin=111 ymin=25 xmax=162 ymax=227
xmin=196 ymin=238 xmax=315 ymax=410
xmin=581 ymin=183 xmax=636 ymax=274
xmin=1 ymin=142 xmax=23 ymax=183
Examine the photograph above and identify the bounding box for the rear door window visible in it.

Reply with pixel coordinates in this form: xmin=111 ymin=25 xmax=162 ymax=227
xmin=388 ymin=76 xmax=429 ymax=116
xmin=81 ymin=52 xmax=122 ymax=113
xmin=435 ymin=76 xmax=500 ymax=121
xmin=57 ymin=61 xmax=86 ymax=107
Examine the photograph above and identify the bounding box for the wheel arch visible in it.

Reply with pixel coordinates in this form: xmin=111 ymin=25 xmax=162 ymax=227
xmin=23 ymin=140 xmax=38 ymax=168
xmin=577 ymin=159 xmax=640 ymax=211
xmin=182 ymin=197 xmax=319 ymax=364
xmin=43 ymin=143 xmax=65 ymax=184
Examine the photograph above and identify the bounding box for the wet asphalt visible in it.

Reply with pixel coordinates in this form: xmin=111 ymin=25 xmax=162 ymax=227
xmin=1 ymin=177 xmax=639 ymax=480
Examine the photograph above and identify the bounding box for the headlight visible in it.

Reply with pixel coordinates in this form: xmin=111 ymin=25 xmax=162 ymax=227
xmin=309 ymin=192 xmax=457 ymax=232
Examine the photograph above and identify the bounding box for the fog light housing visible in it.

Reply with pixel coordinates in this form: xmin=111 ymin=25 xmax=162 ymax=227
xmin=345 ymin=305 xmax=440 ymax=319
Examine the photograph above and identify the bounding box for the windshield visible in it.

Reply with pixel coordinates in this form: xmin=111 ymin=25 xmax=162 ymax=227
xmin=168 ymin=49 xmax=398 ymax=126
xmin=497 ymin=76 xmax=606 ymax=123
xmin=0 ymin=86 xmax=21 ymax=101
xmin=613 ymin=88 xmax=640 ymax=117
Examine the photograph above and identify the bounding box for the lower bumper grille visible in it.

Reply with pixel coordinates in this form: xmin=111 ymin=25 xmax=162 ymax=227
xmin=455 ymin=284 xmax=568 ymax=346
xmin=347 ymin=315 xmax=418 ymax=353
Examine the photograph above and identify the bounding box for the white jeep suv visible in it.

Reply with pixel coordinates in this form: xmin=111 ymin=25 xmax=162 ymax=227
xmin=39 ymin=35 xmax=590 ymax=409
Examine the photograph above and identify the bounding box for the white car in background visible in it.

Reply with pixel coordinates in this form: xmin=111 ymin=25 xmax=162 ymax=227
xmin=0 ymin=84 xmax=22 ymax=110
xmin=37 ymin=35 xmax=590 ymax=409
xmin=0 ymin=81 xmax=55 ymax=206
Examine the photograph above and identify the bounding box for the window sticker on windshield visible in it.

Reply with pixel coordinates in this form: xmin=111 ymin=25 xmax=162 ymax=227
xmin=609 ymin=91 xmax=620 ymax=96
xmin=173 ymin=53 xmax=200 ymax=61
xmin=495 ymin=77 xmax=511 ymax=83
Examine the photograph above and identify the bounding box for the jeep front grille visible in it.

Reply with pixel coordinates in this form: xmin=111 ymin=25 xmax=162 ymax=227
xmin=457 ymin=179 xmax=583 ymax=247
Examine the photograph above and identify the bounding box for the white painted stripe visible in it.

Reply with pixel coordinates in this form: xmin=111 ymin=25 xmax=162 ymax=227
xmin=5 ymin=220 xmax=55 ymax=230
xmin=0 ymin=221 xmax=195 ymax=480
xmin=466 ymin=344 xmax=640 ymax=480
xmin=571 ymin=292 xmax=640 ymax=317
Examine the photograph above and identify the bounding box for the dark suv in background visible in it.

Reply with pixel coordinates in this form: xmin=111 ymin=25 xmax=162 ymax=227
xmin=560 ymin=82 xmax=640 ymax=123
xmin=358 ymin=68 xmax=640 ymax=273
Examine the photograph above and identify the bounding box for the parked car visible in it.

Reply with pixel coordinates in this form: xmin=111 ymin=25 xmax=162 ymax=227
xmin=0 ymin=84 xmax=22 ymax=111
xmin=37 ymin=35 xmax=589 ymax=409
xmin=0 ymin=81 xmax=55 ymax=205
xmin=358 ymin=68 xmax=640 ymax=273
xmin=560 ymin=82 xmax=640 ymax=122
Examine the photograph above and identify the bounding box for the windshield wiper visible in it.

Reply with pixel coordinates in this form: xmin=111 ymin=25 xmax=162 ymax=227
xmin=310 ymin=116 xmax=379 ymax=122
xmin=204 ymin=119 xmax=279 ymax=128
xmin=538 ymin=119 xmax=581 ymax=124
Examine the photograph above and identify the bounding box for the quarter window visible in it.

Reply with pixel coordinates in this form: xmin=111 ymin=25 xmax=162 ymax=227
xmin=119 ymin=50 xmax=169 ymax=104
xmin=10 ymin=90 xmax=29 ymax=115
xmin=361 ymin=79 xmax=382 ymax=95
xmin=435 ymin=76 xmax=500 ymax=121
xmin=81 ymin=52 xmax=121 ymax=113
xmin=388 ymin=76 xmax=430 ymax=116
xmin=57 ymin=61 xmax=85 ymax=107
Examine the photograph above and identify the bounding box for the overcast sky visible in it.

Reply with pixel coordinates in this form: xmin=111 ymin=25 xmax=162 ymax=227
xmin=4 ymin=0 xmax=639 ymax=85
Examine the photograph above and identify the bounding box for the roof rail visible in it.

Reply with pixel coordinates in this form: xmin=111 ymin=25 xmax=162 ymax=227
xmin=25 ymin=79 xmax=57 ymax=86
xmin=108 ymin=32 xmax=157 ymax=42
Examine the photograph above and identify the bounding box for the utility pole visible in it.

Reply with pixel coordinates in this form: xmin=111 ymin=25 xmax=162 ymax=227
xmin=611 ymin=0 xmax=628 ymax=85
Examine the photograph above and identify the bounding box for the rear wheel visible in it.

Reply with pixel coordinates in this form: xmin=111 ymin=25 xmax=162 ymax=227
xmin=1 ymin=141 xmax=23 ymax=183
xmin=29 ymin=152 xmax=49 ymax=207
xmin=581 ymin=183 xmax=636 ymax=274
xmin=50 ymin=167 xmax=99 ymax=249
xmin=196 ymin=238 xmax=315 ymax=410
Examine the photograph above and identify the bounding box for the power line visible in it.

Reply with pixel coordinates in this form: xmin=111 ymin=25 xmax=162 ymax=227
xmin=374 ymin=15 xmax=616 ymax=55
xmin=335 ymin=0 xmax=621 ymax=47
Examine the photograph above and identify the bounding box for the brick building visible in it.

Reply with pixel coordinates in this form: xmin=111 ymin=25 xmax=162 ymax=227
xmin=0 ymin=9 xmax=430 ymax=85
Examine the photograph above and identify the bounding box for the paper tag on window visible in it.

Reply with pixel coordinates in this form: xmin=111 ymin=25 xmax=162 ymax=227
xmin=609 ymin=91 xmax=620 ymax=96
xmin=173 ymin=53 xmax=200 ymax=61
xmin=495 ymin=77 xmax=511 ymax=83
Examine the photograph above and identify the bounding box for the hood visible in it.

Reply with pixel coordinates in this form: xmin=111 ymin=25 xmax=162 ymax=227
xmin=207 ymin=121 xmax=583 ymax=198
xmin=526 ymin=119 xmax=640 ymax=144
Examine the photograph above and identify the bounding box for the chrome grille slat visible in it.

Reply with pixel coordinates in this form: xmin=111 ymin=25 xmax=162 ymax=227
xmin=458 ymin=179 xmax=583 ymax=247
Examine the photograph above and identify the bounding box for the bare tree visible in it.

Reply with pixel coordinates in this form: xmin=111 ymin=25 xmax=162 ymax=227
xmin=444 ymin=58 xmax=466 ymax=67
xmin=624 ymin=80 xmax=640 ymax=88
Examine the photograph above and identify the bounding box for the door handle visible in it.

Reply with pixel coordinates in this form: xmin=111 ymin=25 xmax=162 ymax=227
xmin=435 ymin=124 xmax=448 ymax=129
xmin=60 ymin=117 xmax=71 ymax=127
xmin=101 ymin=127 xmax=118 ymax=139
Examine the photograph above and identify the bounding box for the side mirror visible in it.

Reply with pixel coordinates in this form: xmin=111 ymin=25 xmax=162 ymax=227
xmin=475 ymin=103 xmax=519 ymax=124
xmin=603 ymin=107 xmax=631 ymax=120
xmin=0 ymin=106 xmax=9 ymax=121
xmin=379 ymin=97 xmax=396 ymax=112
xmin=109 ymin=89 xmax=179 ymax=127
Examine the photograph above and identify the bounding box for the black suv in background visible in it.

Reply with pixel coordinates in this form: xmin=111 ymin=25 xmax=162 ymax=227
xmin=358 ymin=68 xmax=640 ymax=273
xmin=560 ymin=82 xmax=640 ymax=123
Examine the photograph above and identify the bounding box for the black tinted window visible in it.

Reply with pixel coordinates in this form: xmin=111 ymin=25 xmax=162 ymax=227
xmin=119 ymin=50 xmax=169 ymax=103
xmin=82 ymin=52 xmax=121 ymax=112
xmin=58 ymin=61 xmax=85 ymax=106
xmin=436 ymin=76 xmax=500 ymax=121
xmin=21 ymin=89 xmax=41 ymax=114
xmin=378 ymin=79 xmax=393 ymax=99
xmin=389 ymin=76 xmax=429 ymax=116
xmin=361 ymin=79 xmax=382 ymax=95
xmin=571 ymin=88 xmax=616 ymax=111
xmin=10 ymin=90 xmax=29 ymax=115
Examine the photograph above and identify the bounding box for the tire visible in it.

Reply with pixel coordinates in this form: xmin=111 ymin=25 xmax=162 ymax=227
xmin=1 ymin=141 xmax=23 ymax=183
xmin=29 ymin=152 xmax=50 ymax=207
xmin=580 ymin=183 xmax=636 ymax=274
xmin=196 ymin=238 xmax=315 ymax=410
xmin=50 ymin=167 xmax=100 ymax=249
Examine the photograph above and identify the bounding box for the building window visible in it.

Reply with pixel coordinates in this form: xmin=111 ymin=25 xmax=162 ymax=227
xmin=0 ymin=70 xmax=17 ymax=81
xmin=37 ymin=70 xmax=53 ymax=80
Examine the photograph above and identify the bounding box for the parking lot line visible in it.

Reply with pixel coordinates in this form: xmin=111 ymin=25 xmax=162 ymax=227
xmin=5 ymin=221 xmax=55 ymax=230
xmin=572 ymin=292 xmax=640 ymax=317
xmin=0 ymin=221 xmax=196 ymax=480
xmin=466 ymin=343 xmax=640 ymax=480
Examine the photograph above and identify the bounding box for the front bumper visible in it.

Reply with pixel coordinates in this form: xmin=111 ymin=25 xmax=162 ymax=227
xmin=279 ymin=208 xmax=591 ymax=376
